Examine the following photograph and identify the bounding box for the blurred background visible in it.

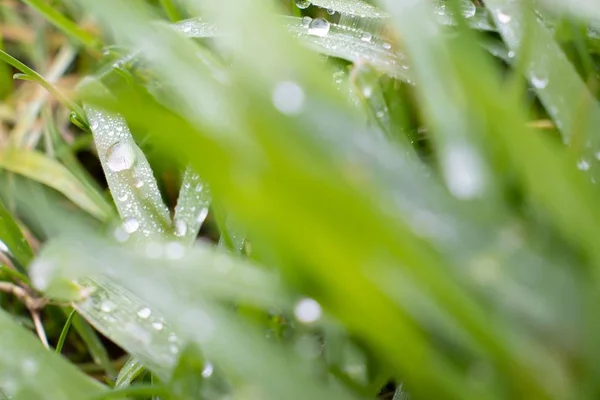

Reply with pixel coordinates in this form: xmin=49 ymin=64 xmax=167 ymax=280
xmin=0 ymin=0 xmax=600 ymax=399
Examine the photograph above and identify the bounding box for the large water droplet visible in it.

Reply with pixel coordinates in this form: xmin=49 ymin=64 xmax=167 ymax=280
xmin=443 ymin=145 xmax=485 ymax=200
xmin=106 ymin=141 xmax=136 ymax=172
xmin=294 ymin=298 xmax=322 ymax=323
xmin=152 ymin=321 xmax=164 ymax=331
xmin=123 ymin=217 xmax=140 ymax=234
xmin=174 ymin=220 xmax=188 ymax=237
xmin=360 ymin=32 xmax=372 ymax=42
xmin=382 ymin=42 xmax=392 ymax=50
xmin=137 ymin=307 xmax=151 ymax=319
xmin=294 ymin=0 xmax=311 ymax=9
xmin=531 ymin=74 xmax=548 ymax=89
xmin=327 ymin=8 xmax=335 ymax=15
xmin=308 ymin=18 xmax=330 ymax=37
xmin=497 ymin=11 xmax=511 ymax=24
xmin=272 ymin=81 xmax=305 ymax=115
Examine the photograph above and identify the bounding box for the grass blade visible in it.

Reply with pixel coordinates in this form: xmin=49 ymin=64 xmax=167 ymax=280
xmin=0 ymin=197 xmax=33 ymax=269
xmin=173 ymin=167 xmax=211 ymax=245
xmin=0 ymin=308 xmax=106 ymax=399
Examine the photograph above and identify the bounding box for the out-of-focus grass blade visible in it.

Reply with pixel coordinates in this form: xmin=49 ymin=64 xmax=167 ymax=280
xmin=115 ymin=357 xmax=145 ymax=388
xmin=19 ymin=0 xmax=101 ymax=51
xmin=72 ymin=313 xmax=117 ymax=378
xmin=0 ymin=147 xmax=111 ymax=220
xmin=85 ymin=106 xmax=171 ymax=239
xmin=538 ymin=0 xmax=600 ymax=22
xmin=173 ymin=167 xmax=211 ymax=245
xmin=31 ymin=237 xmax=354 ymax=400
xmin=0 ymin=49 xmax=84 ymax=118
xmin=0 ymin=308 xmax=107 ymax=399
xmin=169 ymin=344 xmax=207 ymax=400
xmin=485 ymin=0 xmax=600 ymax=166
xmin=0 ymin=197 xmax=33 ymax=269
xmin=174 ymin=16 xmax=410 ymax=80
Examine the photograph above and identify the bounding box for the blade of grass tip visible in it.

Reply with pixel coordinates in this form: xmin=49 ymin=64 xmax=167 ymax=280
xmin=55 ymin=309 xmax=77 ymax=354
xmin=19 ymin=0 xmax=101 ymax=51
xmin=115 ymin=357 xmax=146 ymax=388
xmin=84 ymin=97 xmax=172 ymax=241
xmin=0 ymin=48 xmax=85 ymax=121
xmin=0 ymin=147 xmax=111 ymax=220
xmin=0 ymin=197 xmax=34 ymax=269
xmin=173 ymin=167 xmax=211 ymax=245
xmin=484 ymin=0 xmax=600 ymax=171
xmin=0 ymin=308 xmax=107 ymax=399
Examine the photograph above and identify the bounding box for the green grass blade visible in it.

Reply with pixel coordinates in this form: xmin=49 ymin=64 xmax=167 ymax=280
xmin=19 ymin=0 xmax=101 ymax=51
xmin=173 ymin=167 xmax=211 ymax=245
xmin=72 ymin=313 xmax=117 ymax=378
xmin=485 ymin=0 xmax=600 ymax=164
xmin=0 ymin=308 xmax=107 ymax=399
xmin=0 ymin=197 xmax=33 ymax=269
xmin=115 ymin=357 xmax=145 ymax=388
xmin=0 ymin=148 xmax=111 ymax=220
xmin=55 ymin=309 xmax=76 ymax=354
xmin=84 ymin=105 xmax=172 ymax=239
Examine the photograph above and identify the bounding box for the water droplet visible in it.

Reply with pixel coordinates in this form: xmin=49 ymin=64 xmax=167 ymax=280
xmin=577 ymin=159 xmax=590 ymax=171
xmin=376 ymin=110 xmax=385 ymax=118
xmin=101 ymin=300 xmax=116 ymax=312
xmin=169 ymin=344 xmax=179 ymax=354
xmin=443 ymin=145 xmax=485 ymax=200
xmin=152 ymin=321 xmax=164 ymax=331
xmin=90 ymin=121 xmax=99 ymax=130
xmin=507 ymin=50 xmax=515 ymax=58
xmin=272 ymin=81 xmax=305 ymax=115
xmin=362 ymin=85 xmax=373 ymax=98
xmin=0 ymin=240 xmax=9 ymax=253
xmin=327 ymin=8 xmax=335 ymax=15
xmin=168 ymin=332 xmax=178 ymax=343
xmin=134 ymin=179 xmax=144 ymax=188
xmin=294 ymin=298 xmax=322 ymax=323
xmin=117 ymin=193 xmax=129 ymax=202
xmin=137 ymin=307 xmax=151 ymax=319
xmin=174 ymin=220 xmax=188 ymax=237
xmin=497 ymin=11 xmax=511 ymax=24
xmin=202 ymin=362 xmax=214 ymax=378
xmin=360 ymin=32 xmax=372 ymax=42
xmin=308 ymin=18 xmax=330 ymax=38
xmin=531 ymin=74 xmax=548 ymax=89
xmin=195 ymin=183 xmax=204 ymax=192
xmin=382 ymin=42 xmax=392 ymax=50
xmin=123 ymin=217 xmax=140 ymax=234
xmin=165 ymin=241 xmax=185 ymax=260
xmin=294 ymin=0 xmax=311 ymax=9
xmin=106 ymin=141 xmax=136 ymax=172
xmin=196 ymin=208 xmax=210 ymax=224
xmin=113 ymin=226 xmax=130 ymax=243
xmin=463 ymin=2 xmax=476 ymax=18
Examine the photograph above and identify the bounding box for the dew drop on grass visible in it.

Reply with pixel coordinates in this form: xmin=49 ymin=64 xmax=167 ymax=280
xmin=101 ymin=300 xmax=116 ymax=313
xmin=272 ymin=81 xmax=305 ymax=115
xmin=294 ymin=0 xmax=311 ymax=9
xmin=443 ymin=145 xmax=485 ymax=200
xmin=327 ymin=8 xmax=335 ymax=15
xmin=463 ymin=2 xmax=476 ymax=18
xmin=106 ymin=141 xmax=136 ymax=172
xmin=123 ymin=217 xmax=140 ymax=234
xmin=0 ymin=240 xmax=8 ymax=253
xmin=360 ymin=32 xmax=372 ymax=42
xmin=152 ymin=321 xmax=164 ymax=331
xmin=531 ymin=74 xmax=548 ymax=89
xmin=308 ymin=18 xmax=331 ymax=37
xmin=362 ymin=85 xmax=373 ymax=98
xmin=174 ymin=220 xmax=188 ymax=237
xmin=113 ymin=226 xmax=130 ymax=243
xmin=577 ymin=159 xmax=590 ymax=171
xmin=382 ymin=42 xmax=392 ymax=50
xmin=137 ymin=307 xmax=151 ymax=319
xmin=294 ymin=298 xmax=322 ymax=323
xmin=497 ymin=11 xmax=512 ymax=24
xmin=202 ymin=363 xmax=214 ymax=378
